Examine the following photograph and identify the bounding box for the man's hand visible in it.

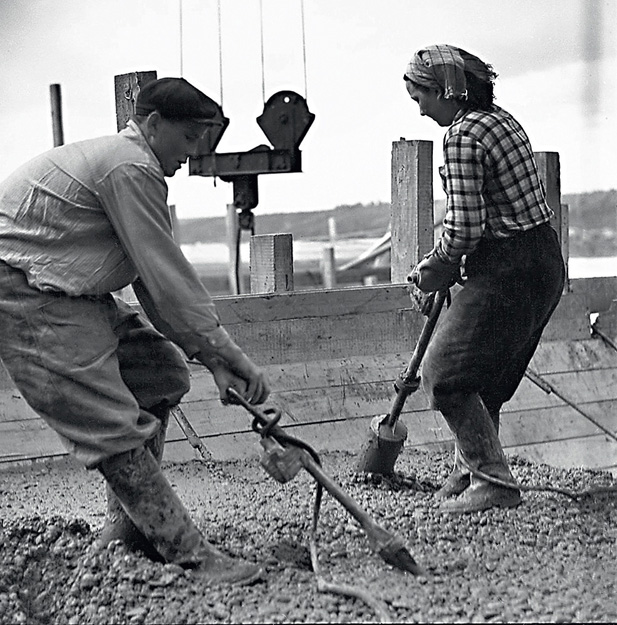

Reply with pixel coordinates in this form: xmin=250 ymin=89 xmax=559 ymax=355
xmin=195 ymin=341 xmax=270 ymax=405
xmin=408 ymin=253 xmax=460 ymax=293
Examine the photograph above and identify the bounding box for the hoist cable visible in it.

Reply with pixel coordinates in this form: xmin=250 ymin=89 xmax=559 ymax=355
xmin=300 ymin=0 xmax=308 ymax=101
xmin=178 ymin=0 xmax=184 ymax=76
xmin=259 ymin=0 xmax=266 ymax=103
xmin=258 ymin=0 xmax=309 ymax=103
xmin=217 ymin=0 xmax=224 ymax=107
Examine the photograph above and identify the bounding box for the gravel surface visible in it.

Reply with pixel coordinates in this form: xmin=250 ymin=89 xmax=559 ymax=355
xmin=1 ymin=448 xmax=616 ymax=624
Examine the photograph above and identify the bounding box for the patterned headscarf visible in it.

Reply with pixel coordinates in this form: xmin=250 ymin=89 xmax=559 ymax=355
xmin=405 ymin=44 xmax=494 ymax=100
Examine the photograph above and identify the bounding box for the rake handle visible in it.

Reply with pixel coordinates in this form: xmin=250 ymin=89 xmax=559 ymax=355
xmin=383 ymin=289 xmax=448 ymax=428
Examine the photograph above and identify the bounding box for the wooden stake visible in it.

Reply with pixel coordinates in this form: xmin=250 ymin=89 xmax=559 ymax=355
xmin=321 ymin=246 xmax=336 ymax=288
xmin=535 ymin=151 xmax=569 ymax=287
xmin=390 ymin=140 xmax=434 ymax=283
xmin=250 ymin=233 xmax=294 ymax=293
xmin=49 ymin=84 xmax=64 ymax=147
xmin=114 ymin=71 xmax=157 ymax=132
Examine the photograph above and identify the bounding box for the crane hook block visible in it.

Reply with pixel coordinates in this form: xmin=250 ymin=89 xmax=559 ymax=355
xmin=188 ymin=91 xmax=315 ymax=212
xmin=257 ymin=91 xmax=315 ymax=151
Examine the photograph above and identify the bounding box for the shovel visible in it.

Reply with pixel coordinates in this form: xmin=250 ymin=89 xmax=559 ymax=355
xmin=356 ymin=289 xmax=448 ymax=475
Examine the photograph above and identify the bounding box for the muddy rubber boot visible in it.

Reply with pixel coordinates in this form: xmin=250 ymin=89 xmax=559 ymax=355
xmin=98 ymin=445 xmax=263 ymax=585
xmin=438 ymin=394 xmax=520 ymax=514
xmin=97 ymin=408 xmax=170 ymax=559
xmin=434 ymin=444 xmax=470 ymax=500
xmin=434 ymin=407 xmax=499 ymax=500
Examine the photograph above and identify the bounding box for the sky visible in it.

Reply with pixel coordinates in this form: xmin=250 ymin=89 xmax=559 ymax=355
xmin=0 ymin=0 xmax=615 ymax=220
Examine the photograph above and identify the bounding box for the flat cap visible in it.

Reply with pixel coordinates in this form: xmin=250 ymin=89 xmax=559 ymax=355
xmin=135 ymin=77 xmax=218 ymax=122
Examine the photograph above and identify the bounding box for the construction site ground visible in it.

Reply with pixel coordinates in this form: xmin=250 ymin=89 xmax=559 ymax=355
xmin=1 ymin=448 xmax=615 ymax=624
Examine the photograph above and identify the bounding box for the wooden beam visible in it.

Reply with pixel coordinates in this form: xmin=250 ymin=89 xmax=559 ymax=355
xmin=390 ymin=140 xmax=434 ymax=283
xmin=249 ymin=233 xmax=294 ymax=293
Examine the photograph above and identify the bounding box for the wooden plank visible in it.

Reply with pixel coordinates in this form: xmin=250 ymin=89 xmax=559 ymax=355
xmin=182 ymin=352 xmax=412 ymax=400
xmin=595 ymin=299 xmax=617 ymax=339
xmin=219 ymin=292 xmax=589 ymax=365
xmin=500 ymin=400 xmax=617 ymax=447
xmin=570 ymin=277 xmax=617 ymax=314
xmin=176 ymin=344 xmax=617 ymax=435
xmin=539 ymin=290 xmax=589 ymax=340
xmin=0 ymin=360 xmax=15 ymax=391
xmin=212 ymin=283 xmax=415 ymax=324
xmin=164 ymin=410 xmax=452 ymax=463
xmin=0 ymin=418 xmax=66 ymax=464
xmin=530 ymin=337 xmax=617 ymax=374
xmin=508 ymin=434 xmax=617 ymax=474
xmin=171 ymin=381 xmax=617 ymax=445
xmin=0 ymin=392 xmax=41 ymax=423
xmin=224 ymin=308 xmax=427 ymax=365
xmin=164 ymin=415 xmax=617 ymax=477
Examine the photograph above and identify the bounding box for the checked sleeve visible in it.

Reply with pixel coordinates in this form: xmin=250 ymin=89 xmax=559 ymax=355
xmin=436 ymin=132 xmax=488 ymax=263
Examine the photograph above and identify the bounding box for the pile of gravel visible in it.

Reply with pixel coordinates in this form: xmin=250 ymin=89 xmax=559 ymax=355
xmin=1 ymin=449 xmax=615 ymax=624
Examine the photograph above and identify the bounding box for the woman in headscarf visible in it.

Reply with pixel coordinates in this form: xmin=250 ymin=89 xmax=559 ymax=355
xmin=406 ymin=45 xmax=565 ymax=513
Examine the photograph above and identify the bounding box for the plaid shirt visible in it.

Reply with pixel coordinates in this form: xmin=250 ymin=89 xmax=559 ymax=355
xmin=436 ymin=105 xmax=553 ymax=263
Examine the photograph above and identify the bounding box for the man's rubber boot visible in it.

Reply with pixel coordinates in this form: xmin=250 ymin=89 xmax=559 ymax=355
xmin=434 ymin=444 xmax=470 ymax=499
xmin=98 ymin=444 xmax=263 ymax=585
xmin=98 ymin=407 xmax=168 ymax=560
xmin=438 ymin=394 xmax=520 ymax=514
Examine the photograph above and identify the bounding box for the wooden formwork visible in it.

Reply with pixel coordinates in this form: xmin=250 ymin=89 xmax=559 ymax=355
xmin=0 ymin=142 xmax=615 ymax=474
xmin=0 ymin=280 xmax=615 ymax=474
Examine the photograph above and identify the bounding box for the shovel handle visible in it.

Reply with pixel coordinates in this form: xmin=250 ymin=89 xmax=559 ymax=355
xmin=383 ymin=289 xmax=448 ymax=428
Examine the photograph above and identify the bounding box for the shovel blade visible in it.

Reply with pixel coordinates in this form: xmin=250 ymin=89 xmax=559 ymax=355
xmin=356 ymin=415 xmax=408 ymax=475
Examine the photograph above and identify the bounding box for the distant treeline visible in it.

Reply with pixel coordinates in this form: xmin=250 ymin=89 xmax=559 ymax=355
xmin=176 ymin=189 xmax=617 ymax=257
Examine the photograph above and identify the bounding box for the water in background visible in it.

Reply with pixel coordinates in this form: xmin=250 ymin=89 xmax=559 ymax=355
xmin=181 ymin=239 xmax=617 ymax=279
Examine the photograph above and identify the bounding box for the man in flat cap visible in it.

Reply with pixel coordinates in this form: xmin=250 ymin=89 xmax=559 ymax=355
xmin=0 ymin=77 xmax=269 ymax=584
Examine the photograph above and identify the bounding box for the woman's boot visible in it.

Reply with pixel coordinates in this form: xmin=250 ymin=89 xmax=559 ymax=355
xmin=98 ymin=444 xmax=263 ymax=584
xmin=434 ymin=405 xmax=500 ymax=500
xmin=434 ymin=444 xmax=470 ymax=499
xmin=438 ymin=394 xmax=520 ymax=513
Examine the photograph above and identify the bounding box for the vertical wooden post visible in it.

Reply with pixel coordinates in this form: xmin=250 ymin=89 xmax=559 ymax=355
xmin=328 ymin=217 xmax=337 ymax=244
xmin=49 ymin=84 xmax=64 ymax=147
xmin=226 ymin=204 xmax=240 ymax=295
xmin=250 ymin=234 xmax=294 ymax=294
xmin=114 ymin=71 xmax=157 ymax=132
xmin=321 ymin=246 xmax=336 ymax=288
xmin=535 ymin=151 xmax=569 ymax=286
xmin=560 ymin=204 xmax=570 ymax=280
xmin=390 ymin=140 xmax=434 ymax=283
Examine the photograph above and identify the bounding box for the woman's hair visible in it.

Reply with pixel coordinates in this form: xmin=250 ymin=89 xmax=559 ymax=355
xmin=403 ymin=62 xmax=498 ymax=112
xmin=460 ymin=68 xmax=497 ymax=111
